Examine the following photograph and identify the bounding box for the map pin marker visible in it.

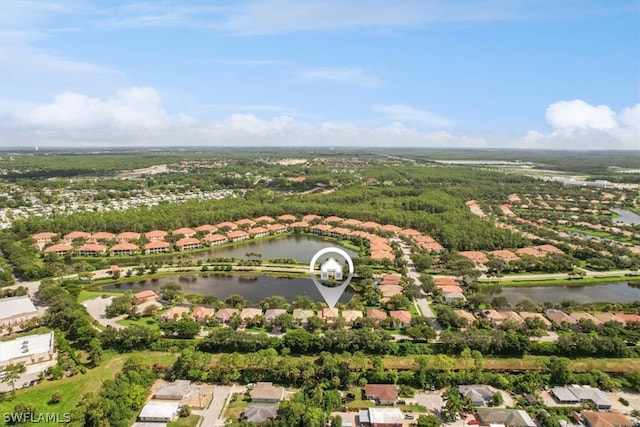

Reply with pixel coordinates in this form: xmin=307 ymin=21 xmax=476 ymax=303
xmin=309 ymin=247 xmax=354 ymax=309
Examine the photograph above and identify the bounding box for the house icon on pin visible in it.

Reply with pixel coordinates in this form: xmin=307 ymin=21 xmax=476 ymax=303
xmin=320 ymin=257 xmax=343 ymax=281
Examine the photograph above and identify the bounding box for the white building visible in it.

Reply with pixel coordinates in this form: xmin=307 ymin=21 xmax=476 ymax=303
xmin=0 ymin=331 xmax=57 ymax=391
xmin=138 ymin=401 xmax=180 ymax=422
xmin=0 ymin=296 xmax=38 ymax=328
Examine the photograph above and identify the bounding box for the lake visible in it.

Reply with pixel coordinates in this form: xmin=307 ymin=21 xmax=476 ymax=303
xmin=488 ymin=282 xmax=640 ymax=305
xmin=180 ymin=235 xmax=358 ymax=262
xmin=611 ymin=208 xmax=640 ymax=225
xmin=103 ymin=274 xmax=354 ymax=304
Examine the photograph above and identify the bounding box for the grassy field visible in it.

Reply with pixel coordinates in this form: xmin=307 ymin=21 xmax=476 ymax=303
xmin=492 ymin=275 xmax=632 ymax=287
xmin=116 ymin=317 xmax=161 ymax=330
xmin=77 ymin=290 xmax=121 ymax=303
xmin=0 ymin=351 xmax=179 ymax=427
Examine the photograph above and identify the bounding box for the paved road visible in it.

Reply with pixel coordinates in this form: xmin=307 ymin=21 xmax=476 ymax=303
xmin=392 ymin=238 xmax=441 ymax=331
xmin=192 ymin=384 xmax=237 ymax=427
xmin=82 ymin=296 xmax=125 ymax=329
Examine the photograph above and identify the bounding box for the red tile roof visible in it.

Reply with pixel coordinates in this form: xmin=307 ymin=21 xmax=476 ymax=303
xmin=91 ymin=232 xmax=115 ymax=241
xmin=172 ymin=227 xmax=196 ymax=236
xmin=176 ymin=237 xmax=200 ymax=247
xmin=254 ymin=216 xmax=275 ymax=223
xmin=44 ymin=243 xmax=73 ymax=253
xmin=195 ymin=224 xmax=218 ymax=233
xmin=459 ymin=251 xmax=489 ymax=264
xmin=64 ymin=231 xmax=91 ymax=240
xmin=32 ymin=232 xmax=57 ymax=240
xmin=145 ymin=241 xmax=170 ymax=250
xmin=365 ymin=384 xmax=399 ymax=403
xmin=145 ymin=230 xmax=168 ymax=239
xmin=110 ymin=242 xmax=138 ymax=251
xmin=116 ymin=231 xmax=140 ymax=241
xmin=366 ymin=309 xmax=388 ymax=321
xmin=278 ymin=214 xmax=297 ymax=222
xmin=204 ymin=233 xmax=228 ymax=242
xmin=389 ymin=310 xmax=412 ymax=324
xmin=77 ymin=243 xmax=107 ymax=253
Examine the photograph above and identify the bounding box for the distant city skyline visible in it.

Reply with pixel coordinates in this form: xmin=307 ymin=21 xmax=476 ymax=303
xmin=1 ymin=0 xmax=638 ymax=149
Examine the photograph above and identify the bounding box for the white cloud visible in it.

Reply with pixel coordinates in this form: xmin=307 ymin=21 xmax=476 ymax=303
xmin=545 ymin=99 xmax=617 ymax=131
xmin=299 ymin=68 xmax=380 ymax=87
xmin=373 ymin=104 xmax=454 ymax=128
xmin=514 ymin=99 xmax=640 ymax=149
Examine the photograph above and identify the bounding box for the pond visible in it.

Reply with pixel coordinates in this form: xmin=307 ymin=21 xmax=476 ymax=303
xmin=488 ymin=282 xmax=640 ymax=305
xmin=103 ymin=274 xmax=355 ymax=304
xmin=175 ymin=235 xmax=358 ymax=263
xmin=611 ymin=208 xmax=640 ymax=226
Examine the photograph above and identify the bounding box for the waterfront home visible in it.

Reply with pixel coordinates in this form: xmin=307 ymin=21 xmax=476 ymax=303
xmin=227 ymin=230 xmax=250 ymax=242
xmin=144 ymin=241 xmax=170 ymax=254
xmin=204 ymin=233 xmax=229 ymax=246
xmin=110 ymin=242 xmax=138 ymax=256
xmin=77 ymin=243 xmax=107 ymax=256
xmin=175 ymin=237 xmax=200 ymax=250
xmin=267 ymin=223 xmax=287 ymax=234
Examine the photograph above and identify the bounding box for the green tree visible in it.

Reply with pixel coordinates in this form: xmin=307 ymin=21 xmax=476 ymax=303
xmin=1 ymin=363 xmax=26 ymax=396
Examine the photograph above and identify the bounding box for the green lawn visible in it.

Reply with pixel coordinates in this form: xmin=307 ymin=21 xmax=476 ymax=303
xmin=116 ymin=316 xmax=161 ymax=330
xmin=397 ymin=403 xmax=427 ymax=413
xmin=78 ymin=290 xmax=121 ymax=303
xmin=224 ymin=393 xmax=250 ymax=419
xmin=0 ymin=351 xmax=179 ymax=427
xmin=168 ymin=414 xmax=202 ymax=427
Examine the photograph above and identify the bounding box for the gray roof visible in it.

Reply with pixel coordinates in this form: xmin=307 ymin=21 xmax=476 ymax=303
xmin=154 ymin=380 xmax=191 ymax=399
xmin=476 ymin=409 xmax=536 ymax=427
xmin=566 ymin=386 xmax=611 ymax=407
xmin=243 ymin=406 xmax=278 ymax=424
xmin=0 ymin=296 xmax=37 ymax=319
xmin=368 ymin=408 xmax=404 ymax=424
xmin=358 ymin=410 xmax=370 ymax=424
xmin=458 ymin=385 xmax=495 ymax=402
xmin=551 ymin=387 xmax=579 ymax=402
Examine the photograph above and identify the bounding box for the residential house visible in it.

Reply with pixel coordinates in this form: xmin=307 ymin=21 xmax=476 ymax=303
xmin=32 ymin=232 xmax=57 ymax=248
xmin=364 ymin=384 xmax=399 ymax=405
xmin=277 ymin=214 xmax=297 ymax=223
xmin=389 ymin=310 xmax=412 ymax=328
xmin=594 ymin=313 xmax=625 ymax=325
xmin=241 ymin=406 xmax=278 ymax=425
xmin=566 ymin=386 xmax=611 ymax=410
xmin=378 ymin=285 xmax=403 ymax=299
xmin=379 ymin=274 xmax=402 ymax=286
xmin=145 ymin=241 xmax=170 ymax=254
xmin=360 ymin=221 xmax=381 ymax=231
xmin=366 ymin=309 xmax=388 ymax=324
xmin=145 ymin=230 xmax=168 ymax=241
xmin=190 ymin=306 xmax=215 ymax=324
xmin=204 ymin=233 xmax=229 ymax=246
xmin=235 ymin=218 xmax=256 ymax=228
xmin=249 ymin=382 xmax=284 ymax=403
xmin=264 ymin=309 xmax=287 ymax=324
xmin=289 ymin=221 xmax=309 ymax=230
xmin=248 ymin=227 xmax=270 ymax=238
xmin=110 ymin=242 xmax=138 ymax=256
xmin=292 ymin=309 xmax=314 ymax=325
xmin=214 ymin=221 xmax=238 ymax=231
xmin=569 ymin=311 xmax=601 ymax=325
xmin=325 ymin=216 xmax=344 ymax=225
xmin=380 ymin=224 xmax=402 ymax=233
xmin=227 ymin=230 xmax=250 ymax=242
xmin=434 ymin=277 xmax=459 ymax=287
xmin=489 ymin=249 xmax=520 ymax=262
xmin=320 ymin=308 xmax=339 ymax=324
xmin=195 ymin=224 xmax=218 ymax=235
xmin=154 ymin=380 xmax=191 ymax=400
xmin=454 ymin=309 xmax=476 ymax=325
xmin=459 ymin=251 xmax=489 ymax=265
xmin=0 ymin=296 xmax=38 ymax=328
xmin=370 ymin=250 xmax=395 ymax=262
xmin=499 ymin=311 xmax=525 ymax=325
xmin=550 ymin=387 xmax=580 ymax=404
xmin=615 ymin=312 xmax=640 ymax=324
xmin=478 ymin=310 xmax=504 ymax=325
xmin=172 ymin=227 xmax=196 ymax=238
xmin=115 ymin=231 xmax=140 ymax=242
xmin=475 ymin=409 xmax=536 ymax=427
xmin=134 ymin=290 xmax=160 ymax=304
xmin=341 ymin=310 xmax=363 ymax=324
xmin=458 ymin=385 xmax=497 ymax=406
xmin=311 ymin=224 xmax=333 ymax=235
xmin=267 ymin=223 xmax=287 ymax=234
xmin=63 ymin=231 xmax=91 ymax=242
xmin=90 ymin=232 xmax=115 ymax=242
xmin=159 ymin=306 xmax=190 ymax=322
xmin=518 ymin=312 xmax=552 ymax=328
xmin=545 ymin=309 xmax=577 ymax=325
xmin=438 ymin=285 xmax=464 ymax=294
xmin=399 ymin=228 xmax=421 ymax=238
xmin=580 ymin=411 xmax=632 ymax=427
xmin=254 ymin=216 xmax=275 ymax=224
xmin=240 ymin=308 xmax=263 ymax=322
xmin=44 ymin=243 xmax=73 ymax=256
xmin=329 ymin=227 xmax=351 ymax=238
xmin=302 ymin=214 xmax=321 ymax=223
xmin=215 ymin=308 xmax=238 ymax=324
xmin=443 ymin=292 xmax=467 ymax=303
xmin=343 ymin=218 xmax=362 ymax=227
xmin=175 ymin=237 xmax=200 ymax=250
xmin=77 ymin=243 xmax=107 ymax=256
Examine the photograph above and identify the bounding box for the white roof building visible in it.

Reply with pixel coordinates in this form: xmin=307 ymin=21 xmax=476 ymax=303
xmin=0 ymin=331 xmax=55 ymax=366
xmin=0 ymin=296 xmax=38 ymax=327
xmin=138 ymin=401 xmax=180 ymax=422
xmin=367 ymin=407 xmax=404 ymax=426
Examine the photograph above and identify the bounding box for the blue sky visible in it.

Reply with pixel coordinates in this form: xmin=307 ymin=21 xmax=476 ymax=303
xmin=1 ymin=0 xmax=638 ymax=149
